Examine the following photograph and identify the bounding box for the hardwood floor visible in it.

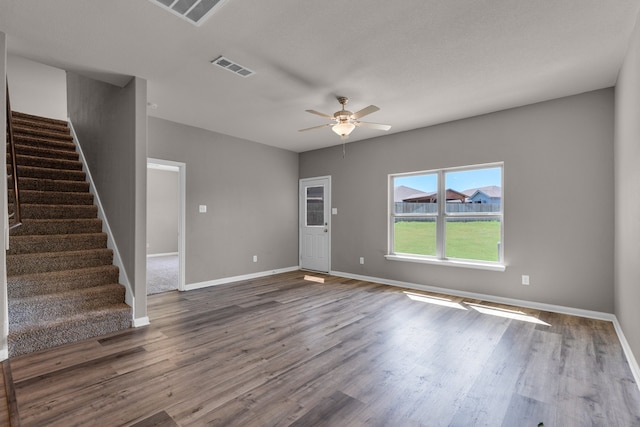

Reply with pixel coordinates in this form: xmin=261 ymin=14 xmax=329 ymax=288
xmin=8 ymin=271 xmax=640 ymax=426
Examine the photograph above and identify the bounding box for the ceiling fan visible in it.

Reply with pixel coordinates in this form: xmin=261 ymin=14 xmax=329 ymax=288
xmin=299 ymin=96 xmax=391 ymax=140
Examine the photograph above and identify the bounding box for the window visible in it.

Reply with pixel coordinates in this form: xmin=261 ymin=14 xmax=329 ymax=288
xmin=388 ymin=163 xmax=503 ymax=269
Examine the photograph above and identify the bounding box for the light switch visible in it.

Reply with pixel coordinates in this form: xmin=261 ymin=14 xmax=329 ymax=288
xmin=332 ymin=208 xmax=338 ymax=215
xmin=199 ymin=205 xmax=207 ymax=213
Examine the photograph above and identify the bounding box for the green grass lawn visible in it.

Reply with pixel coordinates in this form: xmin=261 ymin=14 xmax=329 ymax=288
xmin=394 ymin=220 xmax=501 ymax=261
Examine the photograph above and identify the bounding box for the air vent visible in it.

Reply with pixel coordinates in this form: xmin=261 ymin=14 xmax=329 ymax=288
xmin=211 ymin=56 xmax=256 ymax=78
xmin=149 ymin=0 xmax=229 ymax=26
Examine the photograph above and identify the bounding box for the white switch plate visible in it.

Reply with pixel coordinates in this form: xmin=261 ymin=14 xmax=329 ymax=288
xmin=522 ymin=275 xmax=530 ymax=285
xmin=253 ymin=255 xmax=258 ymax=263
xmin=359 ymin=257 xmax=364 ymax=265
xmin=332 ymin=208 xmax=338 ymax=215
xmin=199 ymin=205 xmax=207 ymax=213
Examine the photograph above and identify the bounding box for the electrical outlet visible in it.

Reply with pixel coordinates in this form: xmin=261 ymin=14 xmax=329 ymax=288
xmin=359 ymin=257 xmax=365 ymax=265
xmin=522 ymin=275 xmax=530 ymax=286
xmin=253 ymin=255 xmax=258 ymax=263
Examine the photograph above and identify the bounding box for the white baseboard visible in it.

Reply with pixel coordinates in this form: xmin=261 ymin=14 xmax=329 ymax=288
xmin=331 ymin=270 xmax=640 ymax=391
xmin=147 ymin=252 xmax=178 ymax=258
xmin=133 ymin=316 xmax=150 ymax=327
xmin=613 ymin=317 xmax=640 ymax=389
xmin=185 ymin=266 xmax=299 ymax=291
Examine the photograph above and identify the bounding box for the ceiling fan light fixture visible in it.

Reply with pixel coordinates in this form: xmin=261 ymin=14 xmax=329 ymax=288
xmin=332 ymin=122 xmax=356 ymax=138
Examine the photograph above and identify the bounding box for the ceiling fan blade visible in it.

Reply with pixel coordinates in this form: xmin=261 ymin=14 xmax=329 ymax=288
xmin=352 ymin=105 xmax=380 ymax=120
xmin=354 ymin=121 xmax=391 ymax=131
xmin=298 ymin=123 xmax=333 ymax=132
xmin=305 ymin=109 xmax=334 ymax=119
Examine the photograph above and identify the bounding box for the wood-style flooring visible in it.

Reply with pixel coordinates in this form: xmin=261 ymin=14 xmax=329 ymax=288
xmin=8 ymin=271 xmax=640 ymax=426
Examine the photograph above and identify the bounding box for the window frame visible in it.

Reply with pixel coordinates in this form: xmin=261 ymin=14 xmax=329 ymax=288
xmin=386 ymin=162 xmax=505 ymax=272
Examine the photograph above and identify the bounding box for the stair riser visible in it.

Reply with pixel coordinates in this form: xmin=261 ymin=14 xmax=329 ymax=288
xmin=20 ymin=204 xmax=98 ymax=219
xmin=9 ymin=177 xmax=90 ymax=193
xmin=12 ymin=111 xmax=69 ymax=128
xmin=6 ymin=249 xmax=114 ymax=275
xmin=13 ymin=135 xmax=77 ymax=152
xmin=8 ymin=306 xmax=131 ymax=358
xmin=7 ymin=266 xmax=120 ymax=298
xmin=11 ymin=154 xmax=83 ymax=171
xmin=12 ymin=126 xmax=73 ymax=142
xmin=11 ymin=117 xmax=70 ymax=134
xmin=11 ymin=190 xmax=94 ymax=206
xmin=7 ymin=234 xmax=108 ymax=255
xmin=12 ymin=165 xmax=86 ymax=181
xmin=10 ymin=219 xmax=103 ymax=236
xmin=9 ymin=285 xmax=126 ymax=324
xmin=9 ymin=143 xmax=79 ymax=161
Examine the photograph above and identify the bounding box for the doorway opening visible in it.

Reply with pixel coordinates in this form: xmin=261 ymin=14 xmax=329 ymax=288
xmin=147 ymin=158 xmax=186 ymax=294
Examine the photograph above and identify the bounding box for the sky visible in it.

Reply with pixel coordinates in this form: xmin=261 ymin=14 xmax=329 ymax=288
xmin=394 ymin=167 xmax=501 ymax=193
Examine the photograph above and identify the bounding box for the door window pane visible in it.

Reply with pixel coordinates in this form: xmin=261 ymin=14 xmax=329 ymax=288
xmin=306 ymin=186 xmax=324 ymax=226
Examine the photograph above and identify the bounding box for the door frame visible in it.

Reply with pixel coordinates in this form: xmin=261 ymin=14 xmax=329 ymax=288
xmin=147 ymin=158 xmax=186 ymax=292
xmin=299 ymin=175 xmax=331 ymax=273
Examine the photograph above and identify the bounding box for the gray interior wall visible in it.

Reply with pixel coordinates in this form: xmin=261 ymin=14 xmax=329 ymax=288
xmin=147 ymin=117 xmax=299 ymax=285
xmin=615 ymin=12 xmax=640 ymax=364
xmin=147 ymin=168 xmax=179 ymax=255
xmin=66 ymin=72 xmax=147 ymax=320
xmin=300 ymin=89 xmax=615 ymax=313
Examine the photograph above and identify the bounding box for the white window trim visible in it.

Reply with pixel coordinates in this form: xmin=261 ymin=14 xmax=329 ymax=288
xmin=388 ymin=162 xmax=505 ymax=271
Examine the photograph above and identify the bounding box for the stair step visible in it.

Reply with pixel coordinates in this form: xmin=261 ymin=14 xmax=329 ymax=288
xmin=7 ymin=233 xmax=107 ymax=255
xmin=9 ymin=218 xmax=103 ymax=236
xmin=8 ymin=304 xmax=131 ymax=357
xmin=11 ymin=113 xmax=70 ymax=134
xmin=11 ymin=153 xmax=83 ymax=171
xmin=13 ymin=164 xmax=86 ymax=181
xmin=10 ymin=176 xmax=89 ymax=193
xmin=11 ymin=189 xmax=94 ymax=206
xmin=9 ymin=284 xmax=126 ymax=325
xmin=20 ymin=204 xmax=97 ymax=219
xmin=12 ymin=111 xmax=69 ymax=128
xmin=12 ymin=134 xmax=77 ymax=152
xmin=7 ymin=265 xmax=120 ymax=298
xmin=6 ymin=248 xmax=114 ymax=275
xmin=10 ymin=143 xmax=79 ymax=161
xmin=12 ymin=124 xmax=73 ymax=142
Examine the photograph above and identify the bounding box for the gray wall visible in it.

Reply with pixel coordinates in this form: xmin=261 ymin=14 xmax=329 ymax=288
xmin=615 ymin=12 xmax=640 ymax=366
xmin=300 ymin=89 xmax=615 ymax=313
xmin=66 ymin=72 xmax=148 ymax=320
xmin=147 ymin=117 xmax=298 ymax=285
xmin=147 ymin=168 xmax=179 ymax=255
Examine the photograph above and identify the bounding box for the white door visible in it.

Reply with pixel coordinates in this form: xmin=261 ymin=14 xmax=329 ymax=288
xmin=300 ymin=176 xmax=331 ymax=272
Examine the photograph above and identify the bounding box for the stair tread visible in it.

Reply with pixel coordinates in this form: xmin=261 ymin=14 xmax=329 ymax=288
xmin=11 ymin=176 xmax=89 ymax=192
xmin=7 ymin=265 xmax=120 ymax=298
xmin=11 ymin=143 xmax=79 ymax=160
xmin=9 ymin=304 xmax=131 ymax=337
xmin=13 ymin=153 xmax=83 ymax=170
xmin=12 ymin=111 xmax=69 ymax=127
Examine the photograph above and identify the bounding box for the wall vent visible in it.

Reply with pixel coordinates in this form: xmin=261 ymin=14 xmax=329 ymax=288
xmin=211 ymin=56 xmax=256 ymax=78
xmin=149 ymin=0 xmax=229 ymax=26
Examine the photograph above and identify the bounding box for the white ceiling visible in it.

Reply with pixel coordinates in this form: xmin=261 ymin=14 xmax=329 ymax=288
xmin=1 ymin=0 xmax=639 ymax=153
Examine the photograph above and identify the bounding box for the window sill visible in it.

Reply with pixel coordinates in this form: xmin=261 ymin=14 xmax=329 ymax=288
xmin=384 ymin=254 xmax=506 ymax=272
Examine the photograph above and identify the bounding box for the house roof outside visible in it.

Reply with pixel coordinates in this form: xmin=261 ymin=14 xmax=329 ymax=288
xmin=463 ymin=185 xmax=502 ymax=199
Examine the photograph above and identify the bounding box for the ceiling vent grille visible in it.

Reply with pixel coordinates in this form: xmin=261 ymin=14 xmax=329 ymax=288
xmin=211 ymin=56 xmax=256 ymax=78
xmin=150 ymin=0 xmax=229 ymax=26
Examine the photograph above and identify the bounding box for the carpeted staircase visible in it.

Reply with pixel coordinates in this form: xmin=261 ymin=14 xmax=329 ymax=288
xmin=6 ymin=111 xmax=132 ymax=357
